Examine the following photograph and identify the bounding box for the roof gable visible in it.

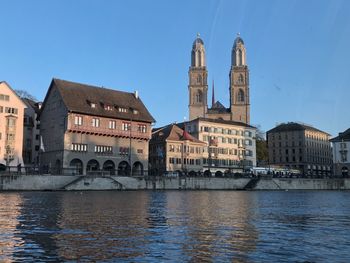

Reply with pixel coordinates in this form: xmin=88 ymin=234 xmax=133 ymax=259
xmin=152 ymin=124 xmax=205 ymax=144
xmin=41 ymin=78 xmax=155 ymax=123
xmin=330 ymin=128 xmax=350 ymax=142
xmin=0 ymin=81 xmax=27 ymax=108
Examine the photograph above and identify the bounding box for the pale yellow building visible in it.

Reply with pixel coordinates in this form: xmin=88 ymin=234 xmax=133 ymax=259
xmin=0 ymin=81 xmax=26 ymax=169
xmin=185 ymin=118 xmax=256 ymax=175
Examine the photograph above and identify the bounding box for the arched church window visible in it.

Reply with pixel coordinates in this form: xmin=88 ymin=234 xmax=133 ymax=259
xmin=195 ymin=90 xmax=202 ymax=103
xmin=238 ymin=49 xmax=243 ymax=66
xmin=197 ymin=51 xmax=201 ymax=67
xmin=238 ymin=74 xmax=244 ymax=84
xmin=197 ymin=75 xmax=202 ymax=84
xmin=237 ymin=89 xmax=244 ymax=102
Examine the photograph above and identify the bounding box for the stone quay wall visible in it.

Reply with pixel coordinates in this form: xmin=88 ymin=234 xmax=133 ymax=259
xmin=0 ymin=175 xmax=350 ymax=191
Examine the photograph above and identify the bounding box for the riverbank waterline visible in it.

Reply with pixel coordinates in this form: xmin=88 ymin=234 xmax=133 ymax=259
xmin=0 ymin=191 xmax=350 ymax=262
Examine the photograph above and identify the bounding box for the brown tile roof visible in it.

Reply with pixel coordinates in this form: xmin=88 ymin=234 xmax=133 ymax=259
xmin=48 ymin=78 xmax=155 ymax=123
xmin=267 ymin=122 xmax=330 ymax=135
xmin=330 ymin=128 xmax=350 ymax=142
xmin=152 ymin=124 xmax=205 ymax=144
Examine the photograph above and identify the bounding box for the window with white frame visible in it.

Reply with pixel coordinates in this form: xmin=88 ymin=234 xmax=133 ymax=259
xmin=138 ymin=124 xmax=147 ymax=133
xmin=118 ymin=107 xmax=128 ymax=113
xmin=122 ymin=122 xmax=131 ymax=131
xmin=108 ymin=120 xmax=116 ymax=129
xmin=94 ymin=145 xmax=113 ymax=154
xmin=71 ymin=143 xmax=87 ymax=152
xmin=74 ymin=116 xmax=83 ymax=126
xmin=0 ymin=94 xmax=10 ymax=101
xmin=92 ymin=118 xmax=100 ymax=127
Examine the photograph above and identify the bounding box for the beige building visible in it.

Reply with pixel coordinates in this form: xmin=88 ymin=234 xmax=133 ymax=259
xmin=267 ymin=122 xmax=332 ymax=176
xmin=0 ymin=81 xmax=26 ymax=169
xmin=184 ymin=118 xmax=256 ymax=175
xmin=22 ymin=99 xmax=42 ymax=165
xmin=40 ymin=78 xmax=155 ymax=175
xmin=188 ymin=34 xmax=250 ymax=124
xmin=330 ymin=128 xmax=350 ymax=176
xmin=149 ymin=124 xmax=206 ymax=176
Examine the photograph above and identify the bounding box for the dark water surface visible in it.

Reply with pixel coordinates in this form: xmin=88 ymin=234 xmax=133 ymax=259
xmin=0 ymin=191 xmax=349 ymax=262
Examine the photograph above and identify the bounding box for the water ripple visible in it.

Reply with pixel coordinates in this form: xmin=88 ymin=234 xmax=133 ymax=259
xmin=0 ymin=191 xmax=349 ymax=262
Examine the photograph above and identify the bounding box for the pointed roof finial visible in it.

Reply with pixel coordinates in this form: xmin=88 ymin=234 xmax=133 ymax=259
xmin=197 ymin=32 xmax=200 ymax=38
xmin=237 ymin=32 xmax=240 ymax=37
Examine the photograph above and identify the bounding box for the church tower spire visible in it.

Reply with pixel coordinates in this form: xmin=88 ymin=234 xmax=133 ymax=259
xmin=211 ymin=79 xmax=215 ymax=108
xmin=188 ymin=33 xmax=208 ymax=121
xmin=229 ymin=33 xmax=250 ymax=124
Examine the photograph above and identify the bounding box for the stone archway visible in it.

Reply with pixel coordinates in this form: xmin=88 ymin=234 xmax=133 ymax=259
xmin=87 ymin=159 xmax=99 ymax=173
xmin=118 ymin=161 xmax=130 ymax=176
xmin=188 ymin=171 xmax=196 ymax=177
xmin=215 ymin=171 xmax=223 ymax=177
xmin=0 ymin=164 xmax=6 ymax=171
xmin=204 ymin=170 xmax=212 ymax=177
xmin=132 ymin=161 xmax=144 ymax=176
xmin=69 ymin=158 xmax=83 ymax=175
xmin=103 ymin=160 xmax=116 ymax=176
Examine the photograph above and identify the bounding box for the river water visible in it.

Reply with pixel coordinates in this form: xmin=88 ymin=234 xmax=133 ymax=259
xmin=0 ymin=191 xmax=349 ymax=262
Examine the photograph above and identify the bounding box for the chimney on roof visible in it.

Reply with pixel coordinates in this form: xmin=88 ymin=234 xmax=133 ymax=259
xmin=134 ymin=90 xmax=139 ymax=99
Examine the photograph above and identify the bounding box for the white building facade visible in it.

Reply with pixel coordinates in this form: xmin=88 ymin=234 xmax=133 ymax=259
xmin=330 ymin=128 xmax=350 ymax=176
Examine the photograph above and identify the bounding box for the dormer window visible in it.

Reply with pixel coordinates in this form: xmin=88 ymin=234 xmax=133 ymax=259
xmin=104 ymin=104 xmax=113 ymax=111
xmin=87 ymin=100 xmax=97 ymax=108
xmin=118 ymin=107 xmax=128 ymax=113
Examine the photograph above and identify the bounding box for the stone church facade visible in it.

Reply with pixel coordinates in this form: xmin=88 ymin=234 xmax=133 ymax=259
xmin=188 ymin=34 xmax=250 ymax=124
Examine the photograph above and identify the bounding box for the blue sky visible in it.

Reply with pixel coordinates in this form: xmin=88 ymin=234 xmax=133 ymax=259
xmin=1 ymin=0 xmax=349 ymax=136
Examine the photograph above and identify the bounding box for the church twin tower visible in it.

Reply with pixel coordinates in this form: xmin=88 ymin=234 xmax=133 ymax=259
xmin=188 ymin=34 xmax=250 ymax=124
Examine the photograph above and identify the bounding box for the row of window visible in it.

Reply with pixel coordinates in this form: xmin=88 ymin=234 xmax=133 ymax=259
xmin=0 ymin=94 xmax=10 ymax=101
xmin=0 ymin=107 xmax=18 ymax=114
xmin=203 ymin=158 xmax=253 ymax=167
xmin=271 ymin=155 xmax=331 ymax=164
xmin=203 ymin=136 xmax=252 ymax=146
xmin=208 ymin=147 xmax=253 ymax=157
xmin=168 ymin=145 xmax=203 ymax=154
xmin=198 ymin=126 xmax=252 ymax=137
xmin=169 ymin=158 xmax=201 ymax=165
xmin=88 ymin=101 xmax=133 ymax=114
xmin=71 ymin=143 xmax=137 ymax=155
xmin=74 ymin=116 xmax=147 ymax=133
xmin=270 ymin=132 xmax=328 ymax=142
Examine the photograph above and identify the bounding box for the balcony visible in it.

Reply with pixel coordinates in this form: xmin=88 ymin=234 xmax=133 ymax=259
xmin=67 ymin=123 xmax=150 ymax=140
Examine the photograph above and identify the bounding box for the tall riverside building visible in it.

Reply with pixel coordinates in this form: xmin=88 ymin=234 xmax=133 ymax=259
xmin=330 ymin=128 xmax=350 ymax=176
xmin=267 ymin=122 xmax=332 ymax=176
xmin=184 ymin=118 xmax=256 ymax=175
xmin=188 ymin=34 xmax=250 ymax=124
xmin=40 ymin=79 xmax=155 ymax=175
xmin=0 ymin=81 xmax=26 ymax=168
xmin=22 ymin=99 xmax=42 ymax=165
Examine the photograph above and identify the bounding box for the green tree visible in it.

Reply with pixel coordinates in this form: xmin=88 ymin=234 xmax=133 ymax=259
xmin=15 ymin=89 xmax=37 ymax=102
xmin=255 ymin=125 xmax=268 ymax=166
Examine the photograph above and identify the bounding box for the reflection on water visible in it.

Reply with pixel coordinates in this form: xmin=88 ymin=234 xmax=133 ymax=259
xmin=0 ymin=191 xmax=349 ymax=262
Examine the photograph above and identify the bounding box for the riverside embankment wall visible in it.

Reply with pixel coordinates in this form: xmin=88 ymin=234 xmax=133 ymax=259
xmin=0 ymin=175 xmax=350 ymax=191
